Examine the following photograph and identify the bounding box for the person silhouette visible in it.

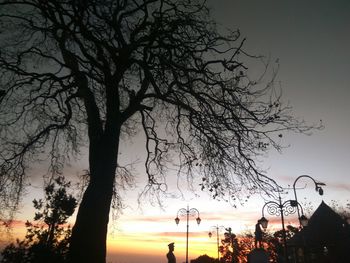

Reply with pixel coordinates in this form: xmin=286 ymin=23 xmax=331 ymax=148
xmin=166 ymin=242 xmax=176 ymax=263
xmin=254 ymin=220 xmax=263 ymax=248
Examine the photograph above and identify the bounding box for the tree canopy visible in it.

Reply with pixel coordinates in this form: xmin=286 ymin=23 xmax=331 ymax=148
xmin=0 ymin=177 xmax=76 ymax=263
xmin=0 ymin=0 xmax=319 ymax=262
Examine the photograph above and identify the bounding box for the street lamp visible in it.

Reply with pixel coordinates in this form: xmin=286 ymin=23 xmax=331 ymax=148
xmin=293 ymin=175 xmax=325 ymax=226
xmin=208 ymin=225 xmax=225 ymax=261
xmin=259 ymin=195 xmax=308 ymax=263
xmin=175 ymin=206 xmax=201 ymax=263
xmin=259 ymin=216 xmax=268 ymax=230
xmin=299 ymin=215 xmax=309 ymax=227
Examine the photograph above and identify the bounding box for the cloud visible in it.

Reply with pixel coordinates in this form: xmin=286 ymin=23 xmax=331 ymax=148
xmin=329 ymin=182 xmax=350 ymax=192
xmin=2 ymin=219 xmax=26 ymax=228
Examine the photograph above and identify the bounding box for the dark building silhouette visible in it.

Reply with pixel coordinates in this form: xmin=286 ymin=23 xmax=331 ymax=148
xmin=288 ymin=201 xmax=350 ymax=263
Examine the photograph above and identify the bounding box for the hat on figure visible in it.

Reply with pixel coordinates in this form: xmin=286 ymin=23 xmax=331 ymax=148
xmin=168 ymin=242 xmax=175 ymax=248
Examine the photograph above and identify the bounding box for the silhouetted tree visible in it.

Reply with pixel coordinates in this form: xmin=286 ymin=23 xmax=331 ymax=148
xmin=219 ymin=231 xmax=239 ymax=263
xmin=0 ymin=1 xmax=319 ymax=262
xmin=273 ymin=225 xmax=299 ymax=243
xmin=191 ymin=254 xmax=218 ymax=263
xmin=270 ymin=225 xmax=298 ymax=263
xmin=219 ymin=230 xmax=279 ymax=263
xmin=0 ymin=177 xmax=77 ymax=263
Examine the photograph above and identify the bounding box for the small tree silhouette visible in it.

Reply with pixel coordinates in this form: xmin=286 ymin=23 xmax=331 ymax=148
xmin=1 ymin=177 xmax=77 ymax=263
xmin=190 ymin=254 xmax=218 ymax=263
xmin=219 ymin=230 xmax=280 ymax=263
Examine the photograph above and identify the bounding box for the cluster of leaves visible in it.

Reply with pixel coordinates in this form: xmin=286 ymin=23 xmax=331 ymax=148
xmin=0 ymin=177 xmax=77 ymax=263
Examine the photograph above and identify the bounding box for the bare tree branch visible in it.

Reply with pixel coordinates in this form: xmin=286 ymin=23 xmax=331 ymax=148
xmin=0 ymin=1 xmax=322 ymax=262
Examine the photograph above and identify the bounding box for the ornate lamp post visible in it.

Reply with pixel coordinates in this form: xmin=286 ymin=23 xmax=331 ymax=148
xmin=293 ymin=175 xmax=325 ymax=226
xmin=208 ymin=225 xmax=225 ymax=261
xmin=175 ymin=206 xmax=201 ymax=263
xmin=259 ymin=196 xmax=308 ymax=263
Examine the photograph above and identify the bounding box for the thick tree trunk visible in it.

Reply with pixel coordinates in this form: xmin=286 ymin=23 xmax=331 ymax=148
xmin=68 ymin=178 xmax=113 ymax=263
xmin=68 ymin=130 xmax=120 ymax=263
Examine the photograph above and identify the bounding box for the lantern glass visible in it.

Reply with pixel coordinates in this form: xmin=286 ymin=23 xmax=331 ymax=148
xmin=318 ymin=187 xmax=324 ymax=196
xmin=259 ymin=217 xmax=269 ymax=230
xmin=299 ymin=215 xmax=309 ymax=227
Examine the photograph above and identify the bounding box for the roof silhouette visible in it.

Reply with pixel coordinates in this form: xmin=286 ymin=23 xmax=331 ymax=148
xmin=289 ymin=201 xmax=350 ymax=247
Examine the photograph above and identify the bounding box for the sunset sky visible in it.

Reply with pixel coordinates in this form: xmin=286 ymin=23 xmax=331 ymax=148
xmin=1 ymin=1 xmax=350 ymax=263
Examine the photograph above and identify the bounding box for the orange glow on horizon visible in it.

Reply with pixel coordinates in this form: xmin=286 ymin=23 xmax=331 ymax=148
xmin=1 ymin=216 xmax=295 ymax=262
xmin=107 ymin=230 xmax=219 ymax=260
